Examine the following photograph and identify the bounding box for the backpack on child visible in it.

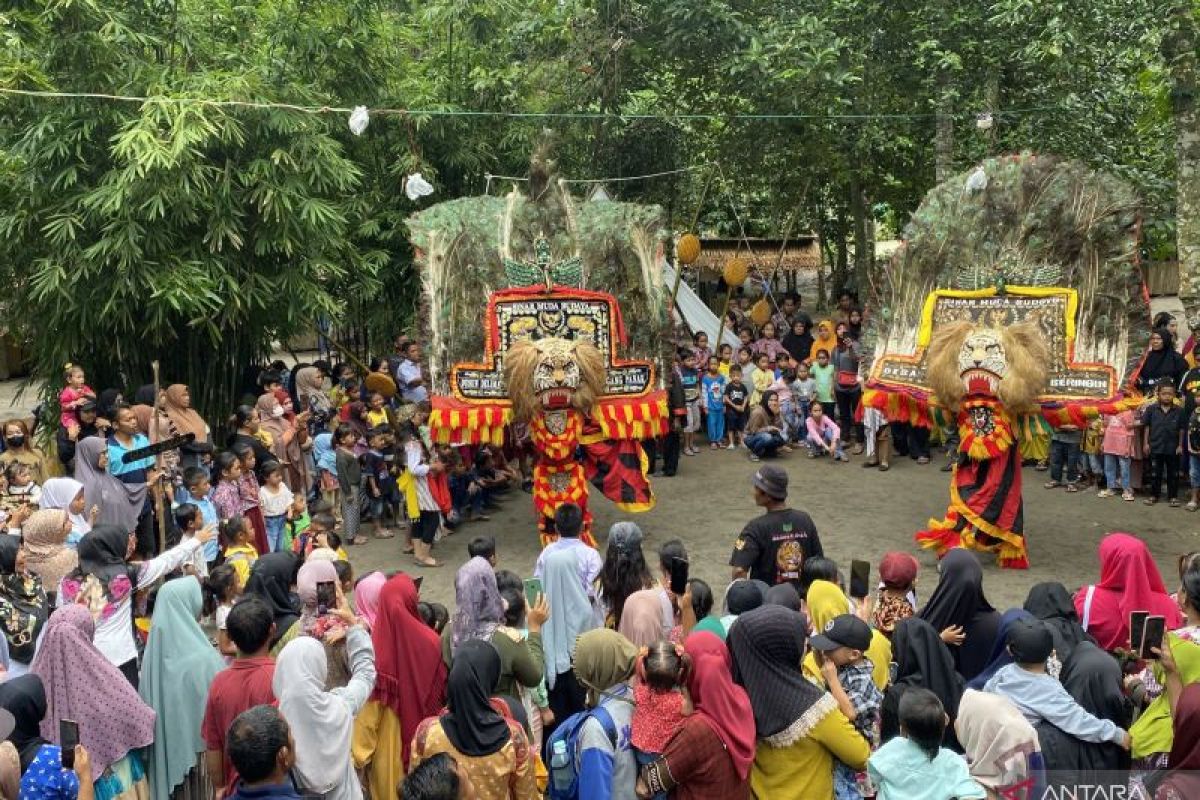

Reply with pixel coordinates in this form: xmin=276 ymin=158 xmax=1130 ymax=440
xmin=545 ymin=705 xmax=616 ymax=800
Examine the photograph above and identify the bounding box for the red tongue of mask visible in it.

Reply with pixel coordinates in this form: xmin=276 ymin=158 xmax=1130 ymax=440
xmin=965 ymin=373 xmax=993 ymax=396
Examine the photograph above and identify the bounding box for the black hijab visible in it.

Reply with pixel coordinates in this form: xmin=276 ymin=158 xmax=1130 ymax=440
xmin=1023 ymin=582 xmax=1093 ymax=666
xmin=918 ymin=548 xmax=1000 ymax=682
xmin=782 ymin=317 xmax=814 ymax=364
xmin=440 ymin=639 xmax=510 ymax=757
xmin=71 ymin=525 xmax=138 ymax=600
xmin=1138 ymin=327 xmax=1187 ymax=391
xmin=95 ymin=389 xmax=123 ymax=421
xmin=0 ymin=675 xmax=48 ymax=771
xmin=1038 ymin=642 xmax=1131 ymax=776
xmin=244 ymin=552 xmax=301 ymax=644
xmin=764 ymin=582 xmax=801 ymax=612
xmin=0 ymin=538 xmax=47 ymax=664
xmin=881 ymin=617 xmax=964 ymax=751
xmin=728 ymin=605 xmax=823 ymax=741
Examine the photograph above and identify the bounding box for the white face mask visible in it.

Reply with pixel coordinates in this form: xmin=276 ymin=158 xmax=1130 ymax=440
xmin=272 ymin=406 xmax=285 ymax=418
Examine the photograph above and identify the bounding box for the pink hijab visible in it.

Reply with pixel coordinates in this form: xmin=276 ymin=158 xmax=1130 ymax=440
xmin=30 ymin=604 xmax=156 ymax=778
xmin=1074 ymin=532 xmax=1183 ymax=651
xmin=354 ymin=571 xmax=387 ymax=629
xmin=618 ymin=589 xmax=666 ymax=647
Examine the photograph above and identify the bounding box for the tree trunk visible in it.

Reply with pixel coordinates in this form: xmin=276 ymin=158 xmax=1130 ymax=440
xmin=934 ymin=72 xmax=956 ymax=183
xmin=833 ymin=207 xmax=849 ymax=300
xmin=1167 ymin=2 xmax=1200 ymax=332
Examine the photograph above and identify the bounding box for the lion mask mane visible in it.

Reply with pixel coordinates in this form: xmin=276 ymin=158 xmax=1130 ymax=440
xmin=925 ymin=321 xmax=1049 ymax=413
xmin=504 ymin=337 xmax=606 ymax=422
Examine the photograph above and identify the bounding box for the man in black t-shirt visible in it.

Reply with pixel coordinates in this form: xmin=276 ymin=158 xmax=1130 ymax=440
xmin=730 ymin=464 xmax=823 ymax=585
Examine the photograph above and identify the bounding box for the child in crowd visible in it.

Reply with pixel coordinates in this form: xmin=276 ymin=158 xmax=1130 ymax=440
xmin=230 ymin=442 xmax=269 ymax=555
xmin=717 ymin=343 xmax=733 ymax=377
xmin=334 ymin=424 xmax=367 ymax=545
xmin=1188 ymin=389 xmax=1200 ymax=511
xmin=679 ymin=349 xmax=701 ymax=456
xmin=173 ymin=503 xmax=212 ymax=578
xmin=58 ymin=363 xmax=95 ymax=430
xmin=2 ymin=462 xmax=41 ymax=509
xmin=467 ymin=535 xmax=497 ymax=566
xmin=1081 ymin=417 xmax=1104 ymax=490
xmin=1045 ymin=424 xmax=1083 ymax=492
xmin=1142 ymin=380 xmax=1185 ymax=507
xmin=631 ymin=641 xmax=692 ymax=797
xmin=402 ymin=424 xmax=444 ymax=567
xmin=770 ymin=367 xmax=797 ymax=442
xmin=418 ymin=601 xmax=449 ymax=634
xmin=806 ymin=402 xmax=847 ymax=462
xmin=983 ymin=618 xmax=1131 ymax=750
xmin=286 ymin=493 xmax=310 ymax=552
xmin=182 ymin=467 xmax=221 ymax=567
xmin=220 ymin=514 xmax=259 ymax=587
xmin=312 ymin=428 xmax=340 ymax=513
xmin=362 ymin=426 xmax=399 ymax=535
xmin=750 ymin=353 xmax=773 ymax=407
xmin=203 ymin=562 xmax=242 ymax=661
xmin=701 ymin=356 xmax=726 ymax=450
xmin=446 ymin=449 xmax=482 ymax=523
xmin=811 ymin=349 xmax=836 ymax=418
xmin=691 ymin=331 xmax=712 ymax=375
xmin=872 ymin=552 xmax=919 ymax=638
xmin=211 ymin=451 xmax=243 ymax=520
xmin=810 ymin=615 xmax=885 ymax=800
xmin=724 ymin=366 xmax=749 ymax=450
xmin=790 ymin=363 xmax=816 ymax=441
xmin=737 ymin=347 xmax=756 ymax=392
xmin=257 ymin=460 xmax=294 ymax=552
xmin=1099 ymin=408 xmax=1136 ymax=501
xmin=868 ymin=688 xmax=985 ymax=800
xmin=365 ymin=391 xmax=389 ymax=428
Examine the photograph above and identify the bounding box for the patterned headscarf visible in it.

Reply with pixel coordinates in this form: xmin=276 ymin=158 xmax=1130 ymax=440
xmin=450 ymin=557 xmax=505 ymax=653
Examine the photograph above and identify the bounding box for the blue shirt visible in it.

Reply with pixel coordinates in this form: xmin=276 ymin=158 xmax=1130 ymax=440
xmin=868 ymin=737 xmax=985 ymax=800
xmin=983 ymin=663 xmax=1126 ymax=745
xmin=702 ymin=374 xmax=726 ymax=410
xmin=107 ymin=433 xmax=153 ymax=477
xmin=19 ymin=744 xmax=80 ymax=800
xmin=189 ymin=495 xmax=221 ymax=561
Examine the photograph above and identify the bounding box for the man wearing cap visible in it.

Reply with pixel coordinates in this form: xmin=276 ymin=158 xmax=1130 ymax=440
xmin=983 ymin=618 xmax=1131 ymax=750
xmin=730 ymin=464 xmax=822 ymax=585
xmin=810 ymin=614 xmax=884 ymax=797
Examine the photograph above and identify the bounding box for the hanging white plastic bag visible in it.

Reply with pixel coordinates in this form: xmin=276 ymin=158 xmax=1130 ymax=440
xmin=965 ymin=166 xmax=988 ymax=193
xmin=405 ymin=172 xmax=434 ymax=201
xmin=348 ymin=106 xmax=370 ymax=136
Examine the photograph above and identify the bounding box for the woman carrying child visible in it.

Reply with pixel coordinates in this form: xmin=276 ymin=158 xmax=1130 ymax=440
xmin=631 ymin=641 xmax=692 ymax=799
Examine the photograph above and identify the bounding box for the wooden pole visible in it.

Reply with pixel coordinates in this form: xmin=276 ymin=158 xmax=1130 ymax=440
xmin=714 ymin=286 xmax=735 ymax=351
xmin=669 ymin=168 xmax=716 ymax=309
xmin=151 ymin=359 xmax=167 ymax=556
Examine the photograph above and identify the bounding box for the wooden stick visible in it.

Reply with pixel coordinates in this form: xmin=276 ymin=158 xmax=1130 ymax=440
xmin=151 ymin=359 xmax=167 ymax=556
xmin=714 ymin=286 xmax=735 ymax=352
xmin=669 ymin=168 xmax=716 ymax=310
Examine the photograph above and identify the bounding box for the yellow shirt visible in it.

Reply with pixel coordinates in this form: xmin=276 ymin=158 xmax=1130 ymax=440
xmin=366 ymin=408 xmax=389 ymax=429
xmin=223 ymin=543 xmax=259 ymax=586
xmin=750 ymin=695 xmax=870 ymax=800
xmin=718 ymin=362 xmax=731 ymax=378
xmin=353 ymin=701 xmax=407 ymax=800
xmin=750 ymin=369 xmax=772 ymax=406
xmin=409 ymin=716 xmax=539 ymax=800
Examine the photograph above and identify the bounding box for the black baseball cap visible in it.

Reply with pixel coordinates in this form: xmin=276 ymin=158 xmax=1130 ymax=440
xmin=809 ymin=614 xmax=872 ymax=652
xmin=1006 ymin=617 xmax=1054 ymax=663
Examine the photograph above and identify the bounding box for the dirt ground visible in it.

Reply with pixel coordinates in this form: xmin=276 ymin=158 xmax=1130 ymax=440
xmin=345 ymin=443 xmax=1200 ymax=612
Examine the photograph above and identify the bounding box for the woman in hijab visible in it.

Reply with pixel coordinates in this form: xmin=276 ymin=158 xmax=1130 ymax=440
xmin=0 ymin=675 xmax=82 ymax=796
xmin=242 ymin=551 xmax=301 ymax=651
xmin=782 ymin=317 xmax=814 ymax=366
xmin=638 ymin=631 xmax=753 ymax=799
xmin=570 ymin=629 xmax=640 ymax=799
xmin=1152 ymin=683 xmax=1200 ymax=800
xmin=31 ymin=604 xmax=155 ymax=798
xmin=918 ymin=547 xmax=1001 ymax=681
xmin=728 ymin=605 xmax=867 ymax=799
xmin=72 ymin=436 xmax=145 ymax=540
xmin=541 ymin=544 xmax=599 ymax=726
xmin=0 ymin=420 xmax=50 ymax=487
xmin=137 ymin=577 xmax=223 ymax=799
xmin=294 ymin=363 xmax=333 ymax=421
xmin=1075 ymin=532 xmax=1183 ymax=652
xmin=255 ymin=392 xmax=310 ymax=495
xmin=1136 ymin=327 xmax=1188 ymax=393
xmin=159 ymin=384 xmax=211 ymax=474
xmin=598 ymin=522 xmax=654 ymax=628
xmin=60 ymin=523 xmax=211 ymax=683
xmin=744 ymin=390 xmax=788 ymax=460
xmin=442 ymin=557 xmax=545 ymax=701
xmin=0 ymin=538 xmax=47 ymax=678
xmin=128 ymin=384 xmax=158 ymax=436
xmin=271 ymin=559 xmax=351 ymax=687
xmin=618 ymin=588 xmax=667 ymax=647
xmin=966 ymin=608 xmax=1035 ymax=690
xmin=20 ymin=510 xmax=77 ymax=606
xmin=38 ymin=477 xmax=92 ymax=546
xmin=809 ymin=319 xmax=839 ymax=363
xmin=1035 ymin=641 xmax=1131 ymax=783
xmin=802 ymin=579 xmax=891 ymax=690
xmin=275 ymin=610 xmax=376 ymax=800
xmin=880 ymin=617 xmax=965 ymax=752
xmin=353 ymin=570 xmax=387 ymax=630
xmin=955 ymin=689 xmax=1045 ymax=800
xmin=1024 ymin=582 xmax=1093 ymax=672
xmin=225 ymin=406 xmax=275 ymax=472
xmin=353 ymin=573 xmax=446 ymax=795
xmin=409 ymin=640 xmax=537 ymax=799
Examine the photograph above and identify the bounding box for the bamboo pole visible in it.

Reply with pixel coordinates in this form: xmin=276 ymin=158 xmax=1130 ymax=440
xmin=151 ymin=359 xmax=167 ymax=555
xmin=669 ymin=167 xmax=716 ymax=309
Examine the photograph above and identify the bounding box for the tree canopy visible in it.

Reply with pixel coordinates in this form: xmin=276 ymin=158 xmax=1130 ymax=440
xmin=0 ymin=0 xmax=1191 ymax=421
